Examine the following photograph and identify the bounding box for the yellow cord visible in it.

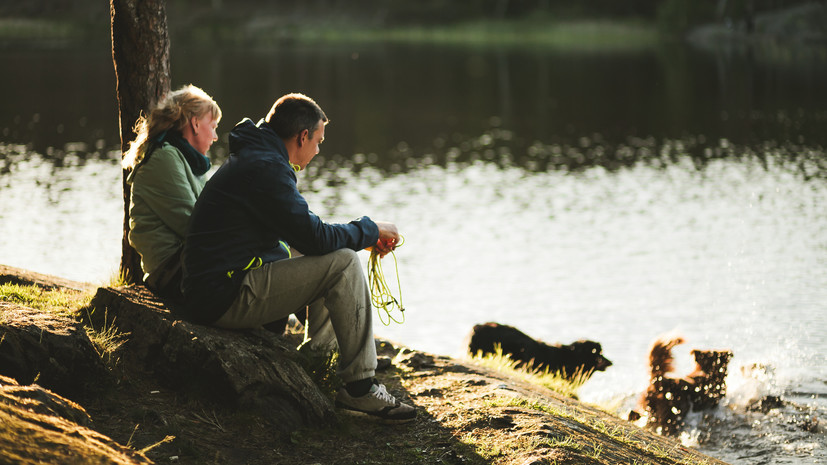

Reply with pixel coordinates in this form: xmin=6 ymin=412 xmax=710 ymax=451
xmin=368 ymin=236 xmax=405 ymax=326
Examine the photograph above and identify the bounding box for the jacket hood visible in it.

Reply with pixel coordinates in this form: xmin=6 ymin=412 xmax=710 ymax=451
xmin=228 ymin=118 xmax=289 ymax=162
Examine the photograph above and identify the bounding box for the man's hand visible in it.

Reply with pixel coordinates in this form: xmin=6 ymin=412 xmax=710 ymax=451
xmin=372 ymin=221 xmax=400 ymax=258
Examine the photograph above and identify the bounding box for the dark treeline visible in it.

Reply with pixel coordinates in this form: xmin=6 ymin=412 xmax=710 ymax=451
xmin=0 ymin=0 xmax=818 ymax=24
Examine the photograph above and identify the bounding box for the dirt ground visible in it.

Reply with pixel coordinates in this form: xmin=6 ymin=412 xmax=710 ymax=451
xmin=0 ymin=265 xmax=725 ymax=464
xmin=78 ymin=335 xmax=727 ymax=465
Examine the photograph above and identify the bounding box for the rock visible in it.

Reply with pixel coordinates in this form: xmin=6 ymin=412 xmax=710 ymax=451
xmin=0 ymin=374 xmax=91 ymax=426
xmin=0 ymin=375 xmax=152 ymax=465
xmin=89 ymin=285 xmax=336 ymax=430
xmin=0 ymin=302 xmax=111 ymax=398
xmin=0 ymin=264 xmax=95 ymax=292
xmin=747 ymin=395 xmax=784 ymax=413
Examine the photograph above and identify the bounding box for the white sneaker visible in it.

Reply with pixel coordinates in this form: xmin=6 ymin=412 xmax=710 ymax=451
xmin=335 ymin=383 xmax=416 ymax=423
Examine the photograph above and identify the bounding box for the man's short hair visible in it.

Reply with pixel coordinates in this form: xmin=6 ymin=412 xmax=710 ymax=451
xmin=265 ymin=93 xmax=328 ymax=139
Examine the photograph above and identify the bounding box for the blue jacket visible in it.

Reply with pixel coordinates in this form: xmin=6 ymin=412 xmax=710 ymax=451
xmin=180 ymin=118 xmax=379 ymax=324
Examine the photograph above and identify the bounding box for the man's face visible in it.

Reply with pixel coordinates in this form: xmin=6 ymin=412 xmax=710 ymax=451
xmin=296 ymin=120 xmax=325 ymax=169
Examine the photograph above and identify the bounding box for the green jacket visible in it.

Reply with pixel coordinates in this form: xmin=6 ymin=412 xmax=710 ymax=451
xmin=127 ymin=143 xmax=206 ymax=282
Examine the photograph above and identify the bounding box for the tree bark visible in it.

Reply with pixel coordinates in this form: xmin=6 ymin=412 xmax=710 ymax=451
xmin=110 ymin=0 xmax=171 ymax=284
xmin=88 ymin=286 xmax=338 ymax=429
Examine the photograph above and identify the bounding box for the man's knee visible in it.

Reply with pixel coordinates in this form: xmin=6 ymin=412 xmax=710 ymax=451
xmin=330 ymin=248 xmax=360 ymax=266
xmin=328 ymin=248 xmax=364 ymax=280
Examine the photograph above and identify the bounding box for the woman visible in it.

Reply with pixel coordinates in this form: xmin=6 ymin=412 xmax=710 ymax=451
xmin=122 ymin=84 xmax=221 ymax=301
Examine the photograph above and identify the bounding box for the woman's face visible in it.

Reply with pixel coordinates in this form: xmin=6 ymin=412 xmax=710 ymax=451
xmin=189 ymin=114 xmax=219 ymax=155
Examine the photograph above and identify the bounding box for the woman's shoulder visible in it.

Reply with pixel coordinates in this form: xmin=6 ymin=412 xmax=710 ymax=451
xmin=147 ymin=142 xmax=187 ymax=165
xmin=132 ymin=143 xmax=193 ymax=183
xmin=137 ymin=143 xmax=190 ymax=174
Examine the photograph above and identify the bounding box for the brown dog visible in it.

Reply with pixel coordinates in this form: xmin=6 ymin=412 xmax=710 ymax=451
xmin=637 ymin=335 xmax=733 ymax=435
xmin=466 ymin=322 xmax=612 ymax=382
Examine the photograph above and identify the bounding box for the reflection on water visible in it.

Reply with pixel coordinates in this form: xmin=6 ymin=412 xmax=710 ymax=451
xmin=306 ymin=141 xmax=827 ymax=464
xmin=0 ymin=144 xmax=122 ymax=281
xmin=2 ymin=41 xmax=827 ymax=169
xmin=2 ymin=40 xmax=827 ymax=464
xmin=1 ymin=135 xmax=825 ymax=463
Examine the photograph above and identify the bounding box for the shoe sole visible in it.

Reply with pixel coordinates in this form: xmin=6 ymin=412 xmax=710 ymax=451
xmin=335 ymin=403 xmax=417 ymax=424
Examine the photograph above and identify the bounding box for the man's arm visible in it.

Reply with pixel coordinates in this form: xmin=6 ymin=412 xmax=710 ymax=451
xmin=255 ymin=162 xmax=380 ymax=255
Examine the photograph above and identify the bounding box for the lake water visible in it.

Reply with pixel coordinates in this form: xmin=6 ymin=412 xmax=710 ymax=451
xmin=1 ymin=40 xmax=825 ymax=464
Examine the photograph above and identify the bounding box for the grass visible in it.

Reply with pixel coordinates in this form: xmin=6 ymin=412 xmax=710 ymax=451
xmin=0 ymin=282 xmax=724 ymax=465
xmin=0 ymin=283 xmax=124 ymax=365
xmin=296 ymin=18 xmax=660 ymax=50
xmin=167 ymin=13 xmax=662 ymax=51
xmin=83 ymin=308 xmax=128 ymax=366
xmin=482 ymin=394 xmax=716 ymax=465
xmin=108 ymin=269 xmax=133 ymax=288
xmin=469 ymin=344 xmax=588 ymax=398
xmin=0 ymin=10 xmax=660 ymax=52
xmin=296 ymin=345 xmax=341 ymax=400
xmin=0 ymin=283 xmax=92 ymax=318
xmin=0 ymin=18 xmax=89 ymax=42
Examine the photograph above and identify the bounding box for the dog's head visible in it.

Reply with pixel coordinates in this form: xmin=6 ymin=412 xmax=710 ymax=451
xmin=691 ymin=349 xmax=733 ymax=378
xmin=648 ymin=335 xmax=685 ymax=377
xmin=569 ymin=340 xmax=613 ymax=372
xmin=689 ymin=349 xmax=733 ymax=408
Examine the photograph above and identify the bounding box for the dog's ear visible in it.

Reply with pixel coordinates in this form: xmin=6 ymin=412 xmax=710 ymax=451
xmin=692 ymin=349 xmax=733 ymax=363
xmin=691 ymin=349 xmax=734 ymax=375
xmin=572 ymin=340 xmax=603 ymax=353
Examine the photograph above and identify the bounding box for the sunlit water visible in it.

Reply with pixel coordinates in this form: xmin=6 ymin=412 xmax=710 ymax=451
xmin=0 ymin=146 xmax=123 ymax=281
xmin=1 ymin=138 xmax=825 ymax=464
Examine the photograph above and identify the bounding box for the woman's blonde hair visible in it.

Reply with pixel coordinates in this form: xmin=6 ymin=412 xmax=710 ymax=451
xmin=122 ymin=84 xmax=222 ymax=169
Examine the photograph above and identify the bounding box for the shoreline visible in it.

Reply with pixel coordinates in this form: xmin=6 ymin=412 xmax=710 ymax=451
xmin=0 ymin=263 xmax=729 ymax=464
xmin=2 ymin=3 xmax=825 ymax=51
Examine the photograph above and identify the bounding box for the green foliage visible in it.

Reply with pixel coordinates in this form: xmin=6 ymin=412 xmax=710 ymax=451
xmin=0 ymin=18 xmax=81 ymax=40
xmin=296 ymin=18 xmax=659 ymax=50
xmin=656 ymin=0 xmax=715 ymax=35
xmin=297 ymin=345 xmax=342 ymax=400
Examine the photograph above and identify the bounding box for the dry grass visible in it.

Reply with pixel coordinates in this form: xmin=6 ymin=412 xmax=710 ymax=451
xmin=82 ymin=308 xmax=128 ymax=366
xmin=0 ymin=283 xmax=124 ymax=365
xmin=469 ymin=344 xmax=590 ymax=398
xmin=1 ymin=282 xmax=724 ymax=465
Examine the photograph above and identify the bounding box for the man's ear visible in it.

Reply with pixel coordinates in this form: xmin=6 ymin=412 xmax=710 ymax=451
xmin=297 ymin=129 xmax=309 ymax=147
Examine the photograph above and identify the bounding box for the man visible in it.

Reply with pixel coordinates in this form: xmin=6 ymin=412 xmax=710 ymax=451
xmin=181 ymin=93 xmax=415 ymax=423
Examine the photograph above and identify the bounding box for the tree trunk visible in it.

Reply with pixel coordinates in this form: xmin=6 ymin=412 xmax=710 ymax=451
xmin=110 ymin=0 xmax=171 ymax=284
xmin=88 ymin=285 xmax=338 ymax=429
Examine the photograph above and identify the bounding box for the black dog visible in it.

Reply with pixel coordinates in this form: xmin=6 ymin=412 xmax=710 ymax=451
xmin=466 ymin=322 xmax=612 ymax=381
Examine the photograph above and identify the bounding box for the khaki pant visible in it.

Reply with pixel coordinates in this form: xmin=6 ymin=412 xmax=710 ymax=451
xmin=214 ymin=248 xmax=377 ymax=383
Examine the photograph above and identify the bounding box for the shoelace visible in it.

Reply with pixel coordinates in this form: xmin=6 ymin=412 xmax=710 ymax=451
xmin=372 ymin=384 xmax=397 ymax=404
